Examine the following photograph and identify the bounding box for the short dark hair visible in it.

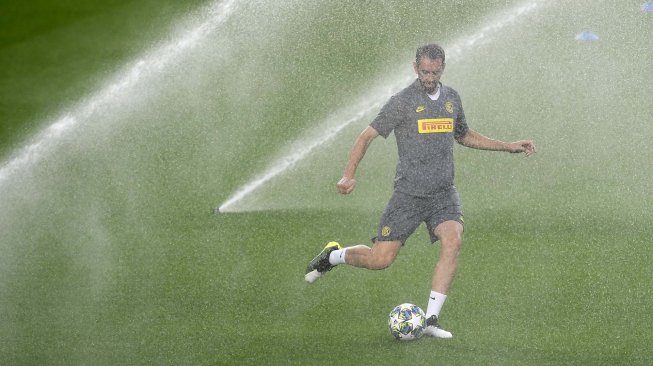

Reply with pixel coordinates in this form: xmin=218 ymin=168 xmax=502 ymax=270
xmin=415 ymin=44 xmax=445 ymax=64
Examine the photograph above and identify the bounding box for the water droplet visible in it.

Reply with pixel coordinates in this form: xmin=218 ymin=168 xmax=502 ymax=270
xmin=575 ymin=31 xmax=599 ymax=41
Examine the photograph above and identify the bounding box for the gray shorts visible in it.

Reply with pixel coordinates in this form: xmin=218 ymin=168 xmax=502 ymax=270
xmin=374 ymin=187 xmax=464 ymax=244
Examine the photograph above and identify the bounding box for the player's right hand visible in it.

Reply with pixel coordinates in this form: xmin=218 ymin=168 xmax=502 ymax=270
xmin=336 ymin=177 xmax=356 ymax=195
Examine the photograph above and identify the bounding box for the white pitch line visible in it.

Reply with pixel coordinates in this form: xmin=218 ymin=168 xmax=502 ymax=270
xmin=0 ymin=0 xmax=240 ymax=186
xmin=218 ymin=1 xmax=542 ymax=212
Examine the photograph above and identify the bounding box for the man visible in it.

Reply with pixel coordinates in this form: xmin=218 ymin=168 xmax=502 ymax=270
xmin=304 ymin=44 xmax=536 ymax=338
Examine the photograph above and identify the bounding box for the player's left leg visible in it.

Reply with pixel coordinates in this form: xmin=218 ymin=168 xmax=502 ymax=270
xmin=423 ymin=219 xmax=463 ymax=338
xmin=431 ymin=220 xmax=463 ymax=294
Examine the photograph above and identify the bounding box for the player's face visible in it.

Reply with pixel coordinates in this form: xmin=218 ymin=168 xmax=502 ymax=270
xmin=414 ymin=57 xmax=445 ymax=94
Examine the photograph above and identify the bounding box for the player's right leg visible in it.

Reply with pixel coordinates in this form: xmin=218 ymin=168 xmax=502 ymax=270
xmin=304 ymin=240 xmax=401 ymax=283
xmin=304 ymin=190 xmax=415 ymax=283
xmin=342 ymin=240 xmax=401 ymax=269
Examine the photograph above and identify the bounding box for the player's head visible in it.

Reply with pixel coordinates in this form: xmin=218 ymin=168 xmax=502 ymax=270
xmin=414 ymin=44 xmax=446 ymax=94
xmin=415 ymin=44 xmax=445 ymax=64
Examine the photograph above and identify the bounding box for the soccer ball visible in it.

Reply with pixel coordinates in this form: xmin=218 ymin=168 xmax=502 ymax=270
xmin=388 ymin=303 xmax=426 ymax=341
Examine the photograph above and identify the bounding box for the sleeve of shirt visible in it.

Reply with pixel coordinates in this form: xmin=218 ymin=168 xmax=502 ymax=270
xmin=453 ymin=93 xmax=469 ymax=139
xmin=370 ymin=95 xmax=403 ymax=139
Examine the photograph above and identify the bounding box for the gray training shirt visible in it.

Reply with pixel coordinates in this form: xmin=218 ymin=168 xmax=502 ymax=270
xmin=370 ymin=79 xmax=469 ymax=197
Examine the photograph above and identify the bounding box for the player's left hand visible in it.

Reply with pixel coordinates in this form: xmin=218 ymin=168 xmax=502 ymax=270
xmin=508 ymin=140 xmax=536 ymax=156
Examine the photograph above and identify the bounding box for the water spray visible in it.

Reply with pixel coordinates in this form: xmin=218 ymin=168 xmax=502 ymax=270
xmin=0 ymin=0 xmax=241 ymax=187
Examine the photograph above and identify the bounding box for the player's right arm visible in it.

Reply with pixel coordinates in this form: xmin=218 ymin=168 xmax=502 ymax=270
xmin=337 ymin=126 xmax=379 ymax=195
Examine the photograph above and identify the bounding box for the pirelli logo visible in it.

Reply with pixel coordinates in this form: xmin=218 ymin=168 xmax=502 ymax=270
xmin=418 ymin=118 xmax=453 ymax=133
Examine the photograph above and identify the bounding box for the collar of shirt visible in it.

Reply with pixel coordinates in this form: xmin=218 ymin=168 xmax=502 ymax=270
xmin=427 ymin=83 xmax=441 ymax=101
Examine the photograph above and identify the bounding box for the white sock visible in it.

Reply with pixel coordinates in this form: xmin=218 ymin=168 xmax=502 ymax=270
xmin=329 ymin=248 xmax=347 ymax=265
xmin=426 ymin=291 xmax=447 ymax=318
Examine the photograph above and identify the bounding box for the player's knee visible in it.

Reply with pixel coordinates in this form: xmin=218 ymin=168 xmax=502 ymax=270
xmin=367 ymin=241 xmax=400 ymax=269
xmin=443 ymin=234 xmax=462 ymax=249
xmin=438 ymin=224 xmax=463 ymax=250
xmin=370 ymin=255 xmax=394 ymax=270
xmin=440 ymin=229 xmax=462 ymax=257
xmin=368 ymin=250 xmax=396 ymax=270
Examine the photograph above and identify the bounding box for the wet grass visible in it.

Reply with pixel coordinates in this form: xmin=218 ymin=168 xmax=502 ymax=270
xmin=4 ymin=208 xmax=650 ymax=364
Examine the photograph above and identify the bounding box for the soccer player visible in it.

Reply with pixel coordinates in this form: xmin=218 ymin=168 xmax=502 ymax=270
xmin=304 ymin=44 xmax=536 ymax=338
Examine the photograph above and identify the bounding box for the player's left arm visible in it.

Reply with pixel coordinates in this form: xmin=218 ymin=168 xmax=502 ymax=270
xmin=456 ymin=129 xmax=536 ymax=156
